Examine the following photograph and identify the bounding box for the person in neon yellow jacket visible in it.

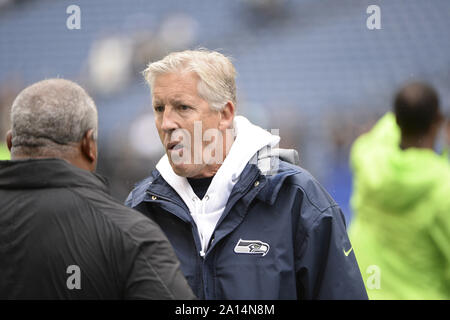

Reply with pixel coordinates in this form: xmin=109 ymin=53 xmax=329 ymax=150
xmin=0 ymin=142 xmax=9 ymax=160
xmin=349 ymin=82 xmax=450 ymax=300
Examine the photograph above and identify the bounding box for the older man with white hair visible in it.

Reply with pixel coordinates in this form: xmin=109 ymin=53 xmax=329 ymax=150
xmin=0 ymin=78 xmax=195 ymax=299
xmin=126 ymin=49 xmax=368 ymax=299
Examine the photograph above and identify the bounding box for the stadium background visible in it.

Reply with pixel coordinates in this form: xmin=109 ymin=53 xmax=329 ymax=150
xmin=1 ymin=0 xmax=449 ymax=224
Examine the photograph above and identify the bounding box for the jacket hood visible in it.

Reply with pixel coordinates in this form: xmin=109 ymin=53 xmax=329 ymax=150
xmin=351 ymin=113 xmax=450 ymax=212
xmin=0 ymin=158 xmax=109 ymax=192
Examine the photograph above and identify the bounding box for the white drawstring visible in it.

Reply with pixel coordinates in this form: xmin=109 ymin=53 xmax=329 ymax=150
xmin=195 ymin=195 xmax=210 ymax=257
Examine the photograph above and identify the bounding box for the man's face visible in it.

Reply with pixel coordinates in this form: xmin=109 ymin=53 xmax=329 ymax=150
xmin=152 ymin=71 xmax=223 ymax=178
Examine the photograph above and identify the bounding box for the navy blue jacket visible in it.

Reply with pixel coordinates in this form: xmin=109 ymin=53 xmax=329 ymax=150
xmin=126 ymin=159 xmax=368 ymax=300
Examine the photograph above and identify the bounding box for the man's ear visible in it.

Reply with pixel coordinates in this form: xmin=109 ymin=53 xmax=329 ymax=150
xmin=218 ymin=101 xmax=235 ymax=130
xmin=81 ymin=129 xmax=97 ymax=164
xmin=6 ymin=130 xmax=12 ymax=151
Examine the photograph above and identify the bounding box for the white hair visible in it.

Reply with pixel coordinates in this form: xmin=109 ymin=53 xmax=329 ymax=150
xmin=143 ymin=48 xmax=236 ymax=111
xmin=10 ymin=78 xmax=98 ymax=156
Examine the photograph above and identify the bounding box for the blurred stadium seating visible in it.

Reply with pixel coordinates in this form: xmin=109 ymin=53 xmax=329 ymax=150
xmin=1 ymin=0 xmax=449 ymax=223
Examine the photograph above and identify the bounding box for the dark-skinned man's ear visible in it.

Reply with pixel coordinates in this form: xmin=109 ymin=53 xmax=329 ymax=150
xmin=6 ymin=130 xmax=12 ymax=152
xmin=81 ymin=129 xmax=97 ymax=163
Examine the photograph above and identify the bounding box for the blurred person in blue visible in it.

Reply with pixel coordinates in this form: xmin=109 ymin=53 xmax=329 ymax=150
xmin=126 ymin=49 xmax=368 ymax=299
xmin=349 ymin=82 xmax=450 ymax=299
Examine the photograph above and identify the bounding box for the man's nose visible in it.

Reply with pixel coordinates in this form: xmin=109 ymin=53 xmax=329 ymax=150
xmin=160 ymin=107 xmax=178 ymax=132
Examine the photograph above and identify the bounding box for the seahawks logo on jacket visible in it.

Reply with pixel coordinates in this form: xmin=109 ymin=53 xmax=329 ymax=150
xmin=233 ymin=239 xmax=270 ymax=256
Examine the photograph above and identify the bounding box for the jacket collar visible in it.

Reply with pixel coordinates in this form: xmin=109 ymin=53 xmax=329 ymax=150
xmin=137 ymin=160 xmax=299 ymax=209
xmin=144 ymin=163 xmax=261 ymax=208
xmin=255 ymin=161 xmax=299 ymax=205
xmin=0 ymin=158 xmax=109 ymax=193
xmin=147 ymin=172 xmax=189 ymax=211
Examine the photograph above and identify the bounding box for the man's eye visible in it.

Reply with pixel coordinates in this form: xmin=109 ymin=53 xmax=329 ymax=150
xmin=179 ymin=105 xmax=191 ymax=111
xmin=154 ymin=106 xmax=164 ymax=112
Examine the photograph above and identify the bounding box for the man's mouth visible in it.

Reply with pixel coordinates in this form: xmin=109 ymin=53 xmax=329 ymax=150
xmin=167 ymin=141 xmax=183 ymax=151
